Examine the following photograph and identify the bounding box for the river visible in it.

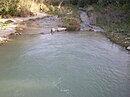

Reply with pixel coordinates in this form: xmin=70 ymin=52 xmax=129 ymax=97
xmin=0 ymin=17 xmax=130 ymax=97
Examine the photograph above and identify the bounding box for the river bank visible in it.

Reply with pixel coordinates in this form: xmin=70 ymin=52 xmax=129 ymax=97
xmin=0 ymin=13 xmax=47 ymax=44
xmin=1 ymin=5 xmax=130 ymax=51
xmin=0 ymin=5 xmax=78 ymax=44
xmin=91 ymin=5 xmax=130 ymax=50
xmin=80 ymin=5 xmax=130 ymax=51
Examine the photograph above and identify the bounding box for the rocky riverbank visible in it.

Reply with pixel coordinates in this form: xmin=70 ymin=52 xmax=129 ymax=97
xmin=85 ymin=6 xmax=130 ymax=51
xmin=0 ymin=13 xmax=47 ymax=44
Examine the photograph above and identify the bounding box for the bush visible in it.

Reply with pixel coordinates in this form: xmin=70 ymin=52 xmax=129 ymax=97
xmin=0 ymin=0 xmax=19 ymax=17
xmin=0 ymin=0 xmax=46 ymax=17
xmin=62 ymin=17 xmax=80 ymax=31
xmin=42 ymin=3 xmax=49 ymax=12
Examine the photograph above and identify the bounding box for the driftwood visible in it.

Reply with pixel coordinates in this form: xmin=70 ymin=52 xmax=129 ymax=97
xmin=58 ymin=1 xmax=63 ymax=9
xmin=57 ymin=27 xmax=66 ymax=32
xmin=51 ymin=27 xmax=66 ymax=34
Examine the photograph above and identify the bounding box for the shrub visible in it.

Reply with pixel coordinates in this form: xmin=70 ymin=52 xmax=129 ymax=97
xmin=0 ymin=0 xmax=46 ymax=17
xmin=62 ymin=18 xmax=80 ymax=31
xmin=42 ymin=3 xmax=49 ymax=12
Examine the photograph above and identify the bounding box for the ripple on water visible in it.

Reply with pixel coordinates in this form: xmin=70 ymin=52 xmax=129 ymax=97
xmin=0 ymin=31 xmax=130 ymax=97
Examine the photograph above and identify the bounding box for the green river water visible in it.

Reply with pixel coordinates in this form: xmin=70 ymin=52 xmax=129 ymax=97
xmin=0 ymin=16 xmax=130 ymax=97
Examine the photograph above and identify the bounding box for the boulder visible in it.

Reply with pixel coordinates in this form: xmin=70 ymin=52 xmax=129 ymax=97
xmin=50 ymin=28 xmax=56 ymax=34
xmin=126 ymin=46 xmax=130 ymax=51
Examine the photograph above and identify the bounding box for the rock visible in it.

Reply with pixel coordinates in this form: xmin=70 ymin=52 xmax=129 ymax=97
xmin=0 ymin=37 xmax=8 ymax=43
xmin=40 ymin=32 xmax=44 ymax=35
xmin=51 ymin=28 xmax=56 ymax=34
xmin=9 ymin=33 xmax=15 ymax=36
xmin=5 ymin=20 xmax=15 ymax=24
xmin=67 ymin=11 xmax=73 ymax=15
xmin=51 ymin=28 xmax=56 ymax=31
xmin=0 ymin=37 xmax=7 ymax=41
xmin=57 ymin=27 xmax=66 ymax=32
xmin=50 ymin=27 xmax=66 ymax=34
xmin=126 ymin=46 xmax=130 ymax=51
xmin=15 ymin=32 xmax=22 ymax=35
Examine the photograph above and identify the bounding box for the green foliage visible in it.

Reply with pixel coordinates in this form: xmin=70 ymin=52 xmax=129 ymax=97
xmin=66 ymin=0 xmax=130 ymax=7
xmin=47 ymin=0 xmax=60 ymax=6
xmin=0 ymin=22 xmax=9 ymax=27
xmin=0 ymin=0 xmax=19 ymax=16
xmin=65 ymin=19 xmax=80 ymax=31
xmin=47 ymin=5 xmax=59 ymax=15
xmin=0 ymin=0 xmax=130 ymax=17
xmin=42 ymin=3 xmax=49 ymax=12
xmin=0 ymin=0 xmax=45 ymax=17
xmin=94 ymin=1 xmax=130 ymax=36
xmin=62 ymin=11 xmax=80 ymax=31
xmin=70 ymin=0 xmax=79 ymax=5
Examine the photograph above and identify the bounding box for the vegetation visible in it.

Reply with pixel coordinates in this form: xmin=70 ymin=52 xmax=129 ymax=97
xmin=0 ymin=0 xmax=130 ymax=47
xmin=93 ymin=3 xmax=130 ymax=47
xmin=0 ymin=0 xmax=41 ymax=17
xmin=0 ymin=0 xmax=129 ymax=17
xmin=61 ymin=11 xmax=80 ymax=31
xmin=0 ymin=22 xmax=9 ymax=27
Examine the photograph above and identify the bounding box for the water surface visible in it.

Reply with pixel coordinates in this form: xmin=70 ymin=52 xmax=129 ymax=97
xmin=0 ymin=31 xmax=130 ymax=97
